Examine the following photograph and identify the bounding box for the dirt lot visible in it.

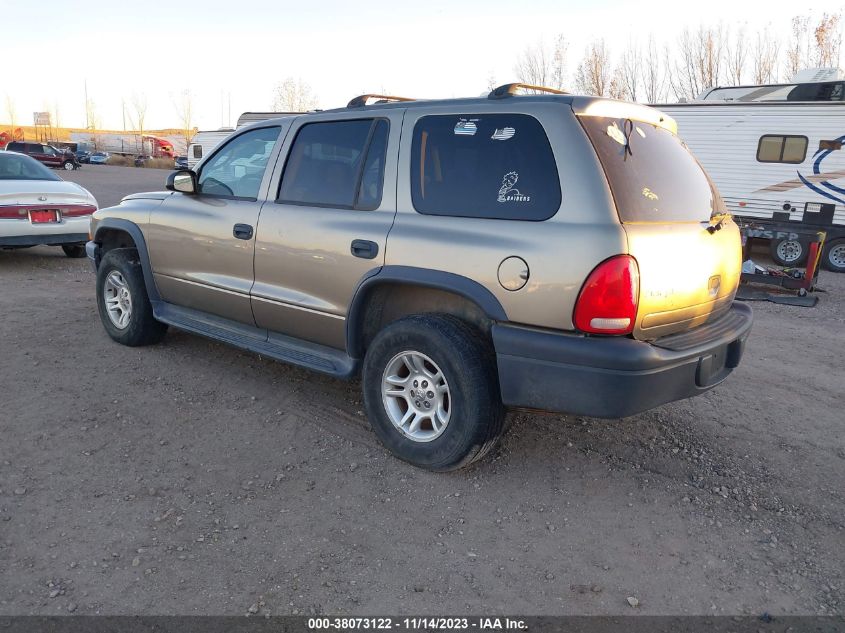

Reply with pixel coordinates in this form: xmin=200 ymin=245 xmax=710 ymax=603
xmin=0 ymin=167 xmax=843 ymax=616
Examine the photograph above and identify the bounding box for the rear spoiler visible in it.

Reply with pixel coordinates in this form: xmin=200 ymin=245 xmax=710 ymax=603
xmin=569 ymin=97 xmax=677 ymax=134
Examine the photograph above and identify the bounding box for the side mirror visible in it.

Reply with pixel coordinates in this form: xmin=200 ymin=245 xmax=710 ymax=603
xmin=166 ymin=170 xmax=197 ymax=194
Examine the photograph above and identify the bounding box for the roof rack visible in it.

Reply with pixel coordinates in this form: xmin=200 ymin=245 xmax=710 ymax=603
xmin=347 ymin=94 xmax=415 ymax=108
xmin=488 ymin=83 xmax=568 ymax=99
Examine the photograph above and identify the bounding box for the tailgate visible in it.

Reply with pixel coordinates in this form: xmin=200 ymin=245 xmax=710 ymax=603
xmin=577 ymin=108 xmax=741 ymax=340
xmin=625 ymin=219 xmax=741 ymax=339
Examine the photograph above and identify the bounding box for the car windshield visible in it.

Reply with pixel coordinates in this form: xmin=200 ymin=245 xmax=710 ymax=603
xmin=579 ymin=115 xmax=724 ymax=222
xmin=0 ymin=152 xmax=61 ymax=181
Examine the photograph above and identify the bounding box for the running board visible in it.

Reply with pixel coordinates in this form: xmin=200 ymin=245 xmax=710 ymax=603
xmin=153 ymin=302 xmax=358 ymax=378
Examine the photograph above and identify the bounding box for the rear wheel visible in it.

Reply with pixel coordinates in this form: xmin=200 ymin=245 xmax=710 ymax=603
xmin=62 ymin=160 xmax=75 ymax=171
xmin=96 ymin=248 xmax=167 ymax=346
xmin=770 ymin=237 xmax=807 ymax=266
xmin=822 ymin=238 xmax=845 ymax=273
xmin=61 ymin=244 xmax=86 ymax=258
xmin=362 ymin=314 xmax=505 ymax=471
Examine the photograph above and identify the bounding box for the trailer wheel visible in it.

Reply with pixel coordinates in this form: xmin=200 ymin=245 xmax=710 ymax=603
xmin=822 ymin=238 xmax=845 ymax=273
xmin=770 ymin=238 xmax=807 ymax=266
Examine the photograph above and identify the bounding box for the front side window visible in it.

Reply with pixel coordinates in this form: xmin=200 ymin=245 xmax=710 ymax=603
xmin=197 ymin=126 xmax=280 ymax=199
xmin=278 ymin=119 xmax=388 ymax=209
xmin=756 ymin=135 xmax=808 ymax=164
xmin=411 ymin=114 xmax=561 ymax=221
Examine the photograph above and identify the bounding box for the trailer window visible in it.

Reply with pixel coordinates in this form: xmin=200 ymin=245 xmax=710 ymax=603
xmin=756 ymin=135 xmax=808 ymax=164
xmin=193 ymin=145 xmax=202 ymax=159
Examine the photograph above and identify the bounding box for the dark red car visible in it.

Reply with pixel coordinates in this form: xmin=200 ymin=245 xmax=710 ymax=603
xmin=4 ymin=142 xmax=79 ymax=170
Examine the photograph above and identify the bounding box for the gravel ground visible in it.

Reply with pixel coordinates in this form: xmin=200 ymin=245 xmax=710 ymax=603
xmin=0 ymin=167 xmax=843 ymax=616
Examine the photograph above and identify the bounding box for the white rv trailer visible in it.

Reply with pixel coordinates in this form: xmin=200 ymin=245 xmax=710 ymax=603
xmin=186 ymin=113 xmax=301 ymax=169
xmin=656 ymin=69 xmax=845 ymax=272
xmin=186 ymin=128 xmax=234 ymax=169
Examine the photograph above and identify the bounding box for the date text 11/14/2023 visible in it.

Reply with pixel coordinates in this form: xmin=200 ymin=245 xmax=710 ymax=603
xmin=307 ymin=617 xmax=528 ymax=630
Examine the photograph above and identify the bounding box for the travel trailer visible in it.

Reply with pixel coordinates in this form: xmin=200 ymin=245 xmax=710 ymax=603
xmin=657 ymin=68 xmax=845 ymax=272
xmin=187 ymin=113 xmax=301 ymax=168
xmin=186 ymin=129 xmax=234 ymax=169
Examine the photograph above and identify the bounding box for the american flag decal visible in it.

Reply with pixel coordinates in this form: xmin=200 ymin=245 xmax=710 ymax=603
xmin=454 ymin=121 xmax=478 ymax=136
xmin=491 ymin=127 xmax=516 ymax=140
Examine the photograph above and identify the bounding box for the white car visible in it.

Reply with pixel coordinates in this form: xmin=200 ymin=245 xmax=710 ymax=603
xmin=0 ymin=151 xmax=98 ymax=257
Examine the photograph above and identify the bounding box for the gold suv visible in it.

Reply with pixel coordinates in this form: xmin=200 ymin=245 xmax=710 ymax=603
xmin=87 ymin=85 xmax=752 ymax=470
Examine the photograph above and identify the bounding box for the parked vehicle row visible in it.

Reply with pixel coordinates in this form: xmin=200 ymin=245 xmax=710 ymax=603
xmin=86 ymin=85 xmax=752 ymax=471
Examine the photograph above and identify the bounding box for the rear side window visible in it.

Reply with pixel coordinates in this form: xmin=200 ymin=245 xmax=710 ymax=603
xmin=580 ymin=116 xmax=720 ymax=223
xmin=278 ymin=119 xmax=389 ymax=209
xmin=410 ymin=114 xmax=561 ymax=221
xmin=756 ymin=135 xmax=808 ymax=163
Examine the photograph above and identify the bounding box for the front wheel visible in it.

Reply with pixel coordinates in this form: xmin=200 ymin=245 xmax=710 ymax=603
xmin=362 ymin=314 xmax=505 ymax=471
xmin=96 ymin=248 xmax=167 ymax=346
xmin=61 ymin=244 xmax=86 ymax=258
xmin=822 ymin=238 xmax=845 ymax=273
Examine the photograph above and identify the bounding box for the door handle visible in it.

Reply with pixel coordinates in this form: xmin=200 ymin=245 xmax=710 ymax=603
xmin=351 ymin=239 xmax=378 ymax=259
xmin=233 ymin=223 xmax=254 ymax=240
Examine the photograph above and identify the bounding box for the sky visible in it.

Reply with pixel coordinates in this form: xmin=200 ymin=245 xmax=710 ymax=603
xmin=1 ymin=0 xmax=843 ymax=131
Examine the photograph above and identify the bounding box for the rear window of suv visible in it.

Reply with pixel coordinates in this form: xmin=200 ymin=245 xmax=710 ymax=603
xmin=411 ymin=114 xmax=561 ymax=221
xmin=579 ymin=115 xmax=722 ymax=223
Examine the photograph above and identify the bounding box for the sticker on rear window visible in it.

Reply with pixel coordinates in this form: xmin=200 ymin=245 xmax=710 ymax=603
xmin=491 ymin=127 xmax=516 ymax=141
xmin=497 ymin=171 xmax=531 ymax=203
xmin=454 ymin=119 xmax=478 ymax=136
xmin=606 ymin=122 xmax=626 ymax=145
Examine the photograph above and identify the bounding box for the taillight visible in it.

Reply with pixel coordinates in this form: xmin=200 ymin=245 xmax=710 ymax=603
xmin=61 ymin=205 xmax=98 ymax=217
xmin=0 ymin=206 xmax=29 ymax=219
xmin=573 ymin=255 xmax=639 ymax=335
xmin=0 ymin=204 xmax=96 ymax=219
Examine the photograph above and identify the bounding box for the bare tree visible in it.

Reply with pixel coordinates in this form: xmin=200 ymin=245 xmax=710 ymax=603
xmin=514 ymin=35 xmax=568 ymax=91
xmin=669 ymin=25 xmax=725 ymax=100
xmin=272 ymin=78 xmax=318 ymax=112
xmin=575 ymin=40 xmax=612 ymax=96
xmin=4 ymin=95 xmax=17 ymax=127
xmin=785 ymin=15 xmax=812 ymax=79
xmin=640 ymin=36 xmax=667 ymax=103
xmin=751 ymin=25 xmax=781 ymax=84
xmin=125 ymin=93 xmax=148 ymax=153
xmin=724 ymin=25 xmax=748 ymax=85
xmin=619 ymin=40 xmax=641 ymax=101
xmin=814 ymin=12 xmax=842 ymax=67
xmin=173 ymin=89 xmax=195 ymax=153
xmin=85 ymin=96 xmax=100 ymax=131
xmin=486 ymin=72 xmax=497 ymax=92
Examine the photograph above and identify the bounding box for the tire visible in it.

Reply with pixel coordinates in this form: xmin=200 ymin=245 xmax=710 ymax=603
xmin=822 ymin=238 xmax=845 ymax=273
xmin=61 ymin=244 xmax=86 ymax=258
xmin=62 ymin=160 xmax=75 ymax=171
xmin=362 ymin=314 xmax=505 ymax=471
xmin=770 ymin=237 xmax=807 ymax=266
xmin=96 ymin=248 xmax=167 ymax=346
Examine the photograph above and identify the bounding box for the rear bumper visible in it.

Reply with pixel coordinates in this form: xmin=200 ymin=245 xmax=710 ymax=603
xmin=493 ymin=301 xmax=753 ymax=418
xmin=0 ymin=232 xmax=88 ymax=247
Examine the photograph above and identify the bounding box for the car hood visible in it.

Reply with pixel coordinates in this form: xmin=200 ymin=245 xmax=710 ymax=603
xmin=121 ymin=191 xmax=172 ymax=202
xmin=0 ymin=180 xmax=98 ymax=207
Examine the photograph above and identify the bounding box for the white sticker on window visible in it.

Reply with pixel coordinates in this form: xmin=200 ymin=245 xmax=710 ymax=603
xmin=497 ymin=171 xmax=531 ymax=203
xmin=606 ymin=122 xmax=626 ymax=145
xmin=454 ymin=120 xmax=478 ymax=136
xmin=491 ymin=127 xmax=516 ymax=141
